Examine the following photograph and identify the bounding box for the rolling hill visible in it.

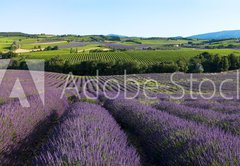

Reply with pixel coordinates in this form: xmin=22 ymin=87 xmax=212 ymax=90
xmin=188 ymin=30 xmax=240 ymax=40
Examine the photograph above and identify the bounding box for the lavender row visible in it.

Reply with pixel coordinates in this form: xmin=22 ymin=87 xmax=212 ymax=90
xmin=153 ymin=101 xmax=240 ymax=136
xmin=32 ymin=102 xmax=140 ymax=166
xmin=183 ymin=100 xmax=240 ymax=114
xmin=0 ymin=89 xmax=69 ymax=163
xmin=104 ymin=99 xmax=240 ymax=165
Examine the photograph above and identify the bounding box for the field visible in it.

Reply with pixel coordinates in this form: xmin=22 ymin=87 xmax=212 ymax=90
xmin=205 ymin=39 xmax=240 ymax=47
xmin=1 ymin=34 xmax=240 ymax=65
xmin=0 ymin=70 xmax=240 ymax=165
xmin=20 ymin=49 xmax=240 ymax=64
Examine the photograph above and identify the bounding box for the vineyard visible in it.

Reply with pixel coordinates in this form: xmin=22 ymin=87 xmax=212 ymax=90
xmin=22 ymin=49 xmax=240 ymax=64
xmin=0 ymin=70 xmax=240 ymax=165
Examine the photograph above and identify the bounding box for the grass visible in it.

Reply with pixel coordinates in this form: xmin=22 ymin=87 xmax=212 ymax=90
xmin=20 ymin=44 xmax=110 ymax=56
xmin=138 ymin=39 xmax=189 ymax=45
xmin=0 ymin=36 xmax=26 ymax=43
xmin=0 ymin=43 xmax=11 ymax=52
xmin=0 ymin=36 xmax=27 ymax=52
xmin=21 ymin=41 xmax=68 ymax=49
xmin=208 ymin=39 xmax=240 ymax=47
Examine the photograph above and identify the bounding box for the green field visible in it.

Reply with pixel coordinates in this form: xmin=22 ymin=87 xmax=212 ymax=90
xmin=20 ymin=41 xmax=68 ymax=49
xmin=1 ymin=34 xmax=240 ymax=65
xmin=126 ymin=38 xmax=192 ymax=45
xmin=207 ymin=39 xmax=240 ymax=47
xmin=20 ymin=48 xmax=240 ymax=64
xmin=0 ymin=36 xmax=26 ymax=51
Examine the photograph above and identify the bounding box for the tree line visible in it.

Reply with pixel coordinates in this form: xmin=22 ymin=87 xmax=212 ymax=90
xmin=1 ymin=52 xmax=240 ymax=75
xmin=188 ymin=52 xmax=239 ymax=73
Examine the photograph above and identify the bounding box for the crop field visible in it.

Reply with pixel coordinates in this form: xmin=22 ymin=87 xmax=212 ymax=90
xmin=20 ymin=41 xmax=68 ymax=49
xmin=122 ymin=38 xmax=196 ymax=45
xmin=1 ymin=70 xmax=240 ymax=165
xmin=21 ymin=48 xmax=240 ymax=64
xmin=0 ymin=44 xmax=10 ymax=52
xmin=206 ymin=39 xmax=240 ymax=47
xmin=0 ymin=37 xmax=21 ymax=52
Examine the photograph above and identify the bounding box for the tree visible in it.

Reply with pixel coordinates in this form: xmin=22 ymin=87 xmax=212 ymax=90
xmin=188 ymin=55 xmax=204 ymax=73
xmin=148 ymin=61 xmax=179 ymax=73
xmin=45 ymin=46 xmax=52 ymax=51
xmin=45 ymin=56 xmax=65 ymax=73
xmin=176 ymin=59 xmax=188 ymax=72
xmin=70 ymin=48 xmax=73 ymax=54
xmin=0 ymin=51 xmax=17 ymax=59
xmin=228 ymin=54 xmax=239 ymax=70
xmin=52 ymin=46 xmax=59 ymax=50
xmin=10 ymin=41 xmax=20 ymax=51
xmin=195 ymin=63 xmax=204 ymax=73
xmin=188 ymin=57 xmax=201 ymax=73
xmin=45 ymin=46 xmax=58 ymax=51
xmin=198 ymin=52 xmax=215 ymax=72
xmin=212 ymin=54 xmax=221 ymax=72
xmin=219 ymin=56 xmax=229 ymax=72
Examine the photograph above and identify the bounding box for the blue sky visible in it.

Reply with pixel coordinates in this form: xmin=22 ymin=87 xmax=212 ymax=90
xmin=0 ymin=0 xmax=240 ymax=37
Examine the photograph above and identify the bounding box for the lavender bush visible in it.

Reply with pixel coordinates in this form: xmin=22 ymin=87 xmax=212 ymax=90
xmin=0 ymin=89 xmax=69 ymax=163
xmin=153 ymin=101 xmax=240 ymax=136
xmin=183 ymin=100 xmax=240 ymax=114
xmin=32 ymin=102 xmax=140 ymax=166
xmin=104 ymin=99 xmax=240 ymax=165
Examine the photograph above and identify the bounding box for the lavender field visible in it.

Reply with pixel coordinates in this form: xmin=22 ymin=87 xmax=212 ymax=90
xmin=2 ymin=0 xmax=240 ymax=165
xmin=0 ymin=70 xmax=240 ymax=165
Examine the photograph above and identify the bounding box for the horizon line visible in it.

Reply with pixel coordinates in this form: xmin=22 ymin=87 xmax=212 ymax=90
xmin=1 ymin=29 xmax=240 ymax=38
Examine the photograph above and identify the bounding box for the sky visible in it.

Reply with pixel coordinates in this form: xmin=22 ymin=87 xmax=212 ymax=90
xmin=0 ymin=0 xmax=240 ymax=37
